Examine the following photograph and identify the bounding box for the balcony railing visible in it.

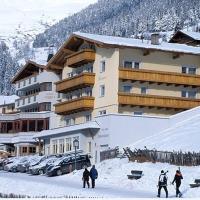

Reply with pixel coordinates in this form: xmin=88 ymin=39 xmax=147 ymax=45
xmin=56 ymin=73 xmax=95 ymax=93
xmin=119 ymin=68 xmax=200 ymax=86
xmin=118 ymin=92 xmax=200 ymax=109
xmin=66 ymin=49 xmax=95 ymax=67
xmin=55 ymin=96 xmax=95 ymax=115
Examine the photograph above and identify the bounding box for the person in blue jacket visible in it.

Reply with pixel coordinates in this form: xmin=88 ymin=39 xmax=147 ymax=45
xmin=89 ymin=165 xmax=98 ymax=188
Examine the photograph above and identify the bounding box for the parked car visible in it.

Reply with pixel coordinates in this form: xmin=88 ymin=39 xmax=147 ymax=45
xmin=4 ymin=157 xmax=28 ymax=172
xmin=46 ymin=154 xmax=91 ymax=177
xmin=29 ymin=156 xmax=58 ymax=175
xmin=17 ymin=155 xmax=45 ymax=173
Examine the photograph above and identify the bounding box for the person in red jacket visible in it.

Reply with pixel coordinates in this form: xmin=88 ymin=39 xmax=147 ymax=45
xmin=172 ymin=170 xmax=183 ymax=197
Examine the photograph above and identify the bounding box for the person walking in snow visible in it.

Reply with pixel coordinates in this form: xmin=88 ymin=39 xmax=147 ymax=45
xmin=82 ymin=167 xmax=90 ymax=188
xmin=90 ymin=165 xmax=98 ymax=188
xmin=172 ymin=170 xmax=183 ymax=197
xmin=157 ymin=170 xmax=168 ymax=198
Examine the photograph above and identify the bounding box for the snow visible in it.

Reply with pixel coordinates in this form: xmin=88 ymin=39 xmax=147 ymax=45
xmin=0 ymin=95 xmax=18 ymax=106
xmin=74 ymin=32 xmax=200 ymax=55
xmin=0 ymin=158 xmax=199 ymax=197
xmin=34 ymin=121 xmax=100 ymax=139
xmin=130 ymin=106 xmax=200 ymax=152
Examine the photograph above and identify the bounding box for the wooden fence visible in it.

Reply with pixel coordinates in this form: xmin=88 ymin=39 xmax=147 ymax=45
xmin=100 ymin=147 xmax=119 ymax=161
xmin=124 ymin=147 xmax=200 ymax=166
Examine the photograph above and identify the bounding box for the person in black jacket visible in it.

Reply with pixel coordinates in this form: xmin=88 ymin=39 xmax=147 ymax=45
xmin=82 ymin=167 xmax=90 ymax=188
xmin=90 ymin=165 xmax=98 ymax=188
xmin=157 ymin=170 xmax=168 ymax=198
xmin=172 ymin=170 xmax=183 ymax=197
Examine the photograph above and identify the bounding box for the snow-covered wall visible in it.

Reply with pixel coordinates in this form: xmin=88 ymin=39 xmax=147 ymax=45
xmin=95 ymin=114 xmax=170 ymax=149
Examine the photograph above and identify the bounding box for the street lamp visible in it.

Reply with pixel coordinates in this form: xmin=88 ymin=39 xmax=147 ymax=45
xmin=73 ymin=139 xmax=79 ymax=170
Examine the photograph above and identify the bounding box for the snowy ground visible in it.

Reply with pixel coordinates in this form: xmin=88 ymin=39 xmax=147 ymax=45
xmin=0 ymin=158 xmax=199 ymax=198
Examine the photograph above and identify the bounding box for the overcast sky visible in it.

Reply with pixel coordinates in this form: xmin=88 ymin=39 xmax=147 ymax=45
xmin=0 ymin=0 xmax=98 ymax=36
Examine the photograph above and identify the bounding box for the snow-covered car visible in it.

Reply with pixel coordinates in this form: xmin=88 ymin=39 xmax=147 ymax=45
xmin=4 ymin=157 xmax=28 ymax=172
xmin=46 ymin=154 xmax=91 ymax=177
xmin=17 ymin=155 xmax=45 ymax=173
xmin=29 ymin=156 xmax=59 ymax=175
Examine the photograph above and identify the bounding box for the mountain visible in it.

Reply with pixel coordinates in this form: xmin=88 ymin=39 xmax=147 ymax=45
xmin=33 ymin=0 xmax=200 ymax=48
xmin=0 ymin=0 xmax=96 ymax=95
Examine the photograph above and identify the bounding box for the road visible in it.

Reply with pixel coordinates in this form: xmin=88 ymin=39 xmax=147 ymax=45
xmin=0 ymin=171 xmax=154 ymax=198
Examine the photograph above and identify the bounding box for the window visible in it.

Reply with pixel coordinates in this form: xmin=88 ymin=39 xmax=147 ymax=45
xmin=71 ymin=118 xmax=76 ymax=125
xmin=23 ymin=80 xmax=26 ymax=86
xmin=99 ymin=85 xmax=105 ymax=97
xmin=124 ymin=61 xmax=140 ymax=69
xmin=188 ymin=67 xmax=196 ymax=75
xmin=52 ymin=140 xmax=58 ymax=154
xmin=28 ymin=97 xmax=30 ymax=103
xmin=59 ymin=139 xmax=65 ymax=153
xmin=188 ymin=91 xmax=196 ymax=98
xmin=86 ymin=89 xmax=92 ymax=97
xmin=134 ymin=111 xmax=143 ymax=115
xmin=65 ymin=119 xmax=71 ymax=126
xmin=29 ymin=78 xmax=31 ymax=84
xmin=34 ymin=95 xmax=36 ymax=102
xmin=22 ymin=147 xmax=27 ymax=153
xmin=134 ymin=62 xmax=140 ymax=69
xmin=34 ymin=76 xmax=37 ymax=82
xmin=99 ymin=110 xmax=106 ymax=115
xmin=141 ymin=87 xmax=147 ymax=94
xmin=29 ymin=147 xmax=36 ymax=153
xmin=182 ymin=90 xmax=196 ymax=98
xmin=100 ymin=60 xmax=106 ymax=73
xmin=182 ymin=66 xmax=196 ymax=75
xmin=17 ymin=100 xmax=20 ymax=107
xmin=123 ymin=85 xmax=132 ymax=93
xmin=18 ymin=82 xmax=20 ymax=88
xmin=65 ymin=138 xmax=72 ymax=151
xmin=124 ymin=61 xmax=132 ymax=68
xmin=22 ymin=99 xmax=25 ymax=105
xmin=181 ymin=91 xmax=187 ymax=98
xmin=85 ymin=114 xmax=92 ymax=122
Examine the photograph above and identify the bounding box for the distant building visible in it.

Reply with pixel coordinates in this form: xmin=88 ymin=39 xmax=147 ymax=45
xmin=169 ymin=30 xmax=200 ymax=46
xmin=0 ymin=95 xmax=18 ymax=114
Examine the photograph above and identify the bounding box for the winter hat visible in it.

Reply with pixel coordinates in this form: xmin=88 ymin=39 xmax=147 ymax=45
xmin=161 ymin=170 xmax=164 ymax=173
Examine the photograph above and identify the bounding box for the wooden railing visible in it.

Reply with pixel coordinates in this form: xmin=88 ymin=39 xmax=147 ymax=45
xmin=55 ymin=96 xmax=95 ymax=115
xmin=66 ymin=49 xmax=95 ymax=67
xmin=56 ymin=73 xmax=95 ymax=93
xmin=118 ymin=92 xmax=200 ymax=109
xmin=119 ymin=68 xmax=200 ymax=86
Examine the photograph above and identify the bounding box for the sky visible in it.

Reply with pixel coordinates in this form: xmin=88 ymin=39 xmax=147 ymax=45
xmin=0 ymin=0 xmax=98 ymax=37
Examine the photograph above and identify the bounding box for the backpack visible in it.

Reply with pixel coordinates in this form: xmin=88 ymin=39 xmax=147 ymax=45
xmin=159 ymin=174 xmax=167 ymax=186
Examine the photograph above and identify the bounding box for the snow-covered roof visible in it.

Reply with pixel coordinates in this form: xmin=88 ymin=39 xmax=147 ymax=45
xmin=0 ymin=95 xmax=18 ymax=106
xmin=0 ymin=133 xmax=35 ymax=144
xmin=34 ymin=121 xmax=100 ymax=139
xmin=180 ymin=30 xmax=200 ymax=40
xmin=73 ymin=32 xmax=200 ymax=55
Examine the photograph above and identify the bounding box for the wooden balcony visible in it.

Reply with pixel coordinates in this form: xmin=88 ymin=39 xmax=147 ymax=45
xmin=119 ymin=68 xmax=200 ymax=87
xmin=55 ymin=96 xmax=95 ymax=115
xmin=118 ymin=92 xmax=200 ymax=109
xmin=66 ymin=49 xmax=95 ymax=67
xmin=56 ymin=73 xmax=95 ymax=93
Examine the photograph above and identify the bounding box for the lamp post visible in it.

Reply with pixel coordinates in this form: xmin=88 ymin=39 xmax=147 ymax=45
xmin=73 ymin=139 xmax=79 ymax=170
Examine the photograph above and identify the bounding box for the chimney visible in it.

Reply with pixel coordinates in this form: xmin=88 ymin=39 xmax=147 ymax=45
xmin=151 ymin=33 xmax=160 ymax=45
